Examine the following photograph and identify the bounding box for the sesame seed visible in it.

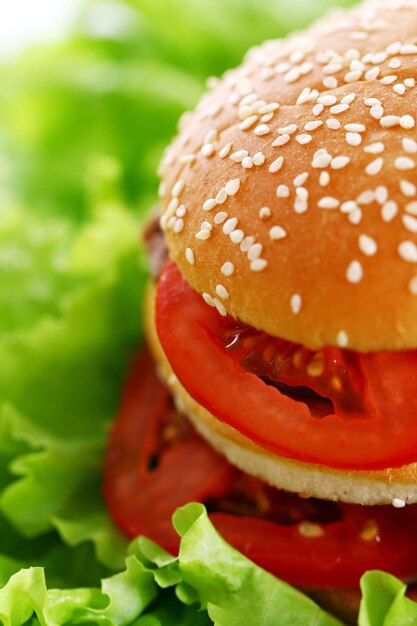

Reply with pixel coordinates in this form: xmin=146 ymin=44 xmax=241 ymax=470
xmin=349 ymin=208 xmax=362 ymax=225
xmin=318 ymin=94 xmax=338 ymax=106
xmin=381 ymin=201 xmax=398 ymax=222
xmin=344 ymin=69 xmax=363 ymax=83
xmin=372 ymin=52 xmax=387 ymax=64
xmin=326 ymin=118 xmax=341 ymax=130
xmin=167 ymin=198 xmax=179 ymax=213
xmin=320 ymin=171 xmax=330 ymax=186
xmin=195 ymin=230 xmax=211 ymax=240
xmin=240 ymin=236 xmax=255 ymax=253
xmin=240 ymin=115 xmax=258 ymax=130
xmin=392 ymin=498 xmax=406 ymax=508
xmin=370 ymin=105 xmax=384 ymax=120
xmin=219 ymin=143 xmax=232 ymax=159
xmin=248 ymin=243 xmax=263 ymax=260
xmin=318 ymin=197 xmax=340 ymax=209
xmin=216 ymin=284 xmax=230 ymax=299
xmin=406 ymin=202 xmax=417 ymax=215
xmin=203 ymin=292 xmax=215 ymax=307
xmin=296 ymin=134 xmax=313 ymax=145
xmin=253 ymin=151 xmax=265 ymax=166
xmin=176 ymin=204 xmax=187 ymax=217
xmin=366 ymin=158 xmax=383 ymax=176
xmin=364 ymin=142 xmax=384 ymax=154
xmin=269 ymin=225 xmax=287 ymax=240
xmin=386 ymin=42 xmax=401 ymax=55
xmin=242 ymin=156 xmax=254 ymax=169
xmin=230 ymin=150 xmax=248 ymax=162
xmin=173 ymin=219 xmax=184 ymax=233
xmin=344 ymin=123 xmax=365 ymax=132
xmin=401 ymin=44 xmax=417 ymax=55
xmin=294 ymin=172 xmax=309 ymax=187
xmin=254 ymin=124 xmax=270 ymax=136
xmin=213 ymin=297 xmax=227 ymax=317
xmin=285 ymin=67 xmax=301 ymax=84
xmin=341 ymin=200 xmax=357 ymax=213
xmin=312 ymin=104 xmax=324 ymax=116
xmin=389 ymin=57 xmax=401 ymax=69
xmin=395 ymin=157 xmax=415 ymax=171
xmin=259 ymin=206 xmax=271 ymax=219
xmin=290 ymin=294 xmax=302 ymax=315
xmin=357 ymin=190 xmax=375 ymax=205
xmin=346 ymin=132 xmax=362 ymax=146
xmin=199 ymin=137 xmax=215 ymax=155
xmin=250 ymin=259 xmax=268 ymax=272
xmin=304 ymin=120 xmax=323 ymax=131
xmin=223 ymin=218 xmax=238 ymax=235
xmin=330 ymin=103 xmax=350 ymax=115
xmin=225 ymin=178 xmax=241 ymax=196
xmin=185 ymin=248 xmax=195 ymax=265
xmin=381 ymin=75 xmax=397 ymax=85
xmin=402 ymin=215 xmax=417 ymax=233
xmin=323 ymin=77 xmax=338 ymax=88
xmin=272 ymin=134 xmax=290 ymax=147
xmin=346 ymin=260 xmax=363 ymax=283
xmin=380 ymin=115 xmax=400 ymax=128
xmin=278 ymin=124 xmax=298 ymax=135
xmin=403 ymin=138 xmax=417 ymax=154
xmin=409 ymin=275 xmax=417 ymax=294
xmin=269 ymin=156 xmax=284 ymax=173
xmin=323 ymin=62 xmax=343 ymax=74
xmin=221 ymin=261 xmax=234 ymax=276
xmin=216 ymin=188 xmax=228 ymax=204
xmin=364 ymin=98 xmax=381 ymax=107
xmin=393 ymin=84 xmax=406 ymax=95
xmin=331 ymin=156 xmax=350 ymax=170
xmin=400 ymin=180 xmax=416 ymax=197
xmin=400 ymin=115 xmax=416 ymax=130
xmin=312 ymin=152 xmax=332 ymax=168
xmin=229 ymin=229 xmax=244 ymax=244
xmin=405 ymin=78 xmax=415 ymax=88
xmin=359 ymin=234 xmax=377 ymax=256
xmin=375 ymin=186 xmax=388 ymax=205
xmin=277 ymin=184 xmax=290 ymax=198
xmin=398 ymin=241 xmax=417 ymax=263
xmin=365 ymin=67 xmax=380 ymax=80
xmin=214 ymin=211 xmax=228 ymax=224
xmin=336 ymin=330 xmax=349 ymax=347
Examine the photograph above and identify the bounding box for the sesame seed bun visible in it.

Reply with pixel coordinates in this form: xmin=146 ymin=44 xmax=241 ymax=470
xmin=145 ymin=283 xmax=417 ymax=506
xmin=159 ymin=0 xmax=417 ymax=352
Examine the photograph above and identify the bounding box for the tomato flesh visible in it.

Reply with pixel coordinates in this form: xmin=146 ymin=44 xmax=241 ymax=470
xmin=103 ymin=348 xmax=417 ymax=589
xmin=155 ymin=260 xmax=417 ymax=470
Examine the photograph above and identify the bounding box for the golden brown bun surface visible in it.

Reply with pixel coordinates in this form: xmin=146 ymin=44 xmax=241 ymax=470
xmin=145 ymin=284 xmax=417 ymax=506
xmin=159 ymin=0 xmax=417 ymax=351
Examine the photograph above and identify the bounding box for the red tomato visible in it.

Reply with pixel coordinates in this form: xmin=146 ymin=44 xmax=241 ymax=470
xmin=155 ymin=260 xmax=417 ymax=470
xmin=103 ymin=348 xmax=417 ymax=589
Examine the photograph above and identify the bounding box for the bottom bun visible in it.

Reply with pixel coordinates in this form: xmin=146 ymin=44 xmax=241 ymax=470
xmin=145 ymin=283 xmax=417 ymax=506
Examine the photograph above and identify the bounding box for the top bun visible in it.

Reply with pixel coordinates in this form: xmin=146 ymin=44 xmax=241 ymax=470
xmin=159 ymin=0 xmax=417 ymax=352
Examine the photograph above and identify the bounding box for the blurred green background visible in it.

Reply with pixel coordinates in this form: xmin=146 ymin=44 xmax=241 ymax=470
xmin=1 ymin=0 xmax=356 ymax=224
xmin=0 ymin=0 xmax=358 ymax=594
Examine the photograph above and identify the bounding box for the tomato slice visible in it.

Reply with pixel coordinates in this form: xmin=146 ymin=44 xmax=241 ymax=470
xmin=103 ymin=348 xmax=417 ymax=589
xmin=155 ymin=260 xmax=417 ymax=470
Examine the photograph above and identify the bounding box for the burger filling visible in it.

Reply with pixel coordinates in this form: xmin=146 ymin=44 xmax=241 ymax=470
xmin=155 ymin=259 xmax=417 ymax=471
xmin=103 ymin=347 xmax=417 ymax=590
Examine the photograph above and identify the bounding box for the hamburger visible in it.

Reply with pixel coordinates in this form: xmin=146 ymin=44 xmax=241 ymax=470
xmin=104 ymin=0 xmax=417 ymax=622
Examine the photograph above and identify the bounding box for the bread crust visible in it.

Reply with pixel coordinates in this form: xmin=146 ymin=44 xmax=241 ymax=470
xmin=145 ymin=283 xmax=417 ymax=505
xmin=159 ymin=0 xmax=417 ymax=351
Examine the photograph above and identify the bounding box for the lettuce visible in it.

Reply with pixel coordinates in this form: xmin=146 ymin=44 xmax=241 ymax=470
xmin=0 ymin=504 xmax=342 ymax=626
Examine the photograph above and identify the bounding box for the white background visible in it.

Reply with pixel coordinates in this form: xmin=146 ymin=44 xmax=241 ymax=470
xmin=0 ymin=0 xmax=82 ymax=59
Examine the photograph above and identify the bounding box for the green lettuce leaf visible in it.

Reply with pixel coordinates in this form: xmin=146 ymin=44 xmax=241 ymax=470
xmin=0 ymin=503 xmax=346 ymax=626
xmin=359 ymin=571 xmax=417 ymax=626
